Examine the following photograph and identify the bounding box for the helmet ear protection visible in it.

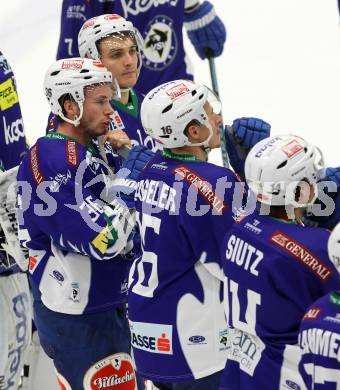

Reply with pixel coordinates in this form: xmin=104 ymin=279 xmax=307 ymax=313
xmin=141 ymin=79 xmax=221 ymax=149
xmin=44 ymin=58 xmax=113 ymax=126
xmin=245 ymin=135 xmax=325 ymax=207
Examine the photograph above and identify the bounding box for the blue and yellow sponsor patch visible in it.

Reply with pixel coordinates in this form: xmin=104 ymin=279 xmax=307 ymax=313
xmin=0 ymin=78 xmax=19 ymax=111
xmin=91 ymin=226 xmax=110 ymax=254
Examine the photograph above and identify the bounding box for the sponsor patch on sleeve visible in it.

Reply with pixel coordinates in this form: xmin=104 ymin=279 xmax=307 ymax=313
xmin=91 ymin=227 xmax=110 ymax=254
xmin=30 ymin=144 xmax=44 ymax=184
xmin=270 ymin=231 xmax=333 ymax=281
xmin=0 ymin=78 xmax=19 ymax=110
xmin=303 ymin=307 xmax=321 ymax=320
xmin=173 ymin=166 xmax=227 ymax=214
xmin=66 ymin=140 xmax=78 ymax=166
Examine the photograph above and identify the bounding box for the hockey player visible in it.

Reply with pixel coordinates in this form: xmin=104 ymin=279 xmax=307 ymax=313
xmin=126 ymin=79 xmax=248 ymax=389
xmin=298 ymin=223 xmax=340 ymax=389
xmin=0 ymin=50 xmax=31 ymax=390
xmin=234 ymin=123 xmax=340 ymax=230
xmin=219 ymin=135 xmax=340 ymax=390
xmin=17 ymin=57 xmax=142 ymax=389
xmin=56 ymin=0 xmax=226 ymax=95
xmin=78 ymin=13 xmax=158 ymax=151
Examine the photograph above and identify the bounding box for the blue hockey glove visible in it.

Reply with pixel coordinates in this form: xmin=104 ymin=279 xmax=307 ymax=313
xmin=303 ymin=166 xmax=340 ymax=230
xmin=324 ymin=167 xmax=340 ymax=188
xmin=110 ymin=145 xmax=155 ymax=208
xmin=184 ymin=1 xmax=226 ymax=60
xmin=225 ymin=117 xmax=271 ymax=177
xmin=123 ymin=145 xmax=155 ymax=181
xmin=232 ymin=117 xmax=271 ymax=149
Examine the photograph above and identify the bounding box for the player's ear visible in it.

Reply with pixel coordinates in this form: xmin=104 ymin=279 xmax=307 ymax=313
xmin=63 ymin=99 xmax=79 ymax=119
xmin=186 ymin=123 xmax=200 ymax=142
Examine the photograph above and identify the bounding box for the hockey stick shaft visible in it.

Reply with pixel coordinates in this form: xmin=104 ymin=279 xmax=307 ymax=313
xmin=206 ymin=50 xmax=230 ymax=168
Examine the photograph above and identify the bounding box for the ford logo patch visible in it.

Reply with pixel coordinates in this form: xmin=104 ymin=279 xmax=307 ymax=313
xmin=53 ymin=270 xmax=64 ymax=282
xmin=286 ymin=380 xmax=301 ymax=390
xmin=189 ymin=335 xmax=205 ymax=344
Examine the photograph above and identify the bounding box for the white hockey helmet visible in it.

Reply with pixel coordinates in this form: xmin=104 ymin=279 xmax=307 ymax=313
xmin=78 ymin=14 xmax=144 ymax=71
xmin=44 ymin=58 xmax=113 ymax=126
xmin=245 ymin=134 xmax=325 ymax=207
xmin=141 ymin=79 xmax=221 ymax=149
xmin=328 ymin=223 xmax=340 ymax=273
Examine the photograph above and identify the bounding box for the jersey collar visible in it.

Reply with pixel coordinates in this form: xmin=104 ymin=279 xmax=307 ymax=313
xmin=330 ymin=291 xmax=340 ymax=306
xmin=268 ymin=216 xmax=298 ymax=225
xmin=162 ymin=148 xmax=201 ymax=162
xmin=111 ymin=89 xmax=138 ymax=118
xmin=45 ymin=131 xmax=96 ymax=154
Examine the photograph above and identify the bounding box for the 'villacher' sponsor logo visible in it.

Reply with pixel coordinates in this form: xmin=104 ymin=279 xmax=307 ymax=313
xmin=173 ymin=166 xmax=226 ymax=214
xmin=93 ymin=371 xmax=135 ymax=388
xmin=270 ymin=231 xmax=333 ymax=281
xmin=83 ymin=352 xmax=136 ymax=389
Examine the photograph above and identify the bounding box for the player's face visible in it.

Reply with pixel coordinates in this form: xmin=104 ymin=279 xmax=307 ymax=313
xmin=99 ymin=35 xmax=139 ymax=90
xmin=203 ymin=102 xmax=222 ymax=149
xmin=79 ymin=84 xmax=114 ymax=137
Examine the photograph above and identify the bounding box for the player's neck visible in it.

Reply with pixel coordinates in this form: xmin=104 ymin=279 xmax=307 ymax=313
xmin=57 ymin=123 xmax=90 ymax=147
xmin=119 ymin=89 xmax=130 ymax=105
xmin=170 ymin=146 xmax=207 ymax=161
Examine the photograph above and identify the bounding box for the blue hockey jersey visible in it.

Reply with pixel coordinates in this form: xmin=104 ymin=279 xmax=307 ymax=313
xmin=17 ymin=132 xmax=134 ymax=314
xmin=219 ymin=214 xmax=340 ymax=390
xmin=128 ymin=150 xmax=245 ymax=382
xmin=299 ymin=292 xmax=340 ymax=389
xmin=56 ymin=0 xmax=193 ymax=94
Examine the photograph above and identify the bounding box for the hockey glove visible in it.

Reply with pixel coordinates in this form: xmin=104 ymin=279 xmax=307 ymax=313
xmin=303 ymin=166 xmax=340 ymax=230
xmin=225 ymin=117 xmax=271 ymax=178
xmin=184 ymin=1 xmax=226 ymax=60
xmin=110 ymin=145 xmax=155 ymax=208
xmin=324 ymin=167 xmax=340 ymax=188
xmin=123 ymin=145 xmax=155 ymax=181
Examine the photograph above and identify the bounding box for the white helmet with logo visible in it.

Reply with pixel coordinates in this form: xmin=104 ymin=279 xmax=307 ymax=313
xmin=78 ymin=14 xmax=144 ymax=71
xmin=328 ymin=223 xmax=340 ymax=273
xmin=140 ymin=79 xmax=221 ymax=149
xmin=44 ymin=58 xmax=113 ymax=126
xmin=245 ymin=134 xmax=325 ymax=207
